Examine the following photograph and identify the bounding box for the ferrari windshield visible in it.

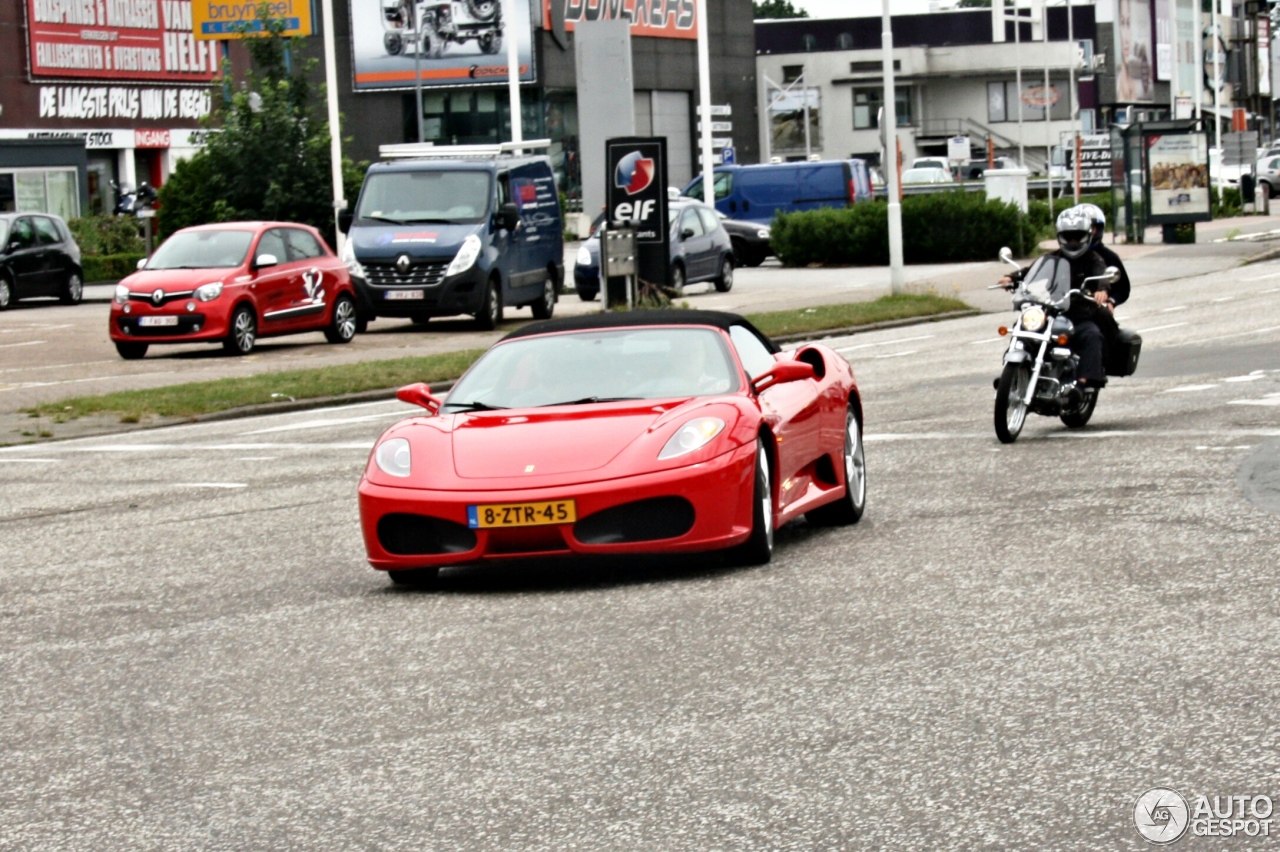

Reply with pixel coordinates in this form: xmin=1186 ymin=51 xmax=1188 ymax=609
xmin=355 ymin=170 xmax=492 ymax=224
xmin=445 ymin=327 xmax=741 ymax=410
xmin=145 ymin=229 xmax=255 ymax=270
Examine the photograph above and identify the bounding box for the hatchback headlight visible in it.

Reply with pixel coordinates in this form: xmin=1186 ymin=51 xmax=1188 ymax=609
xmin=374 ymin=438 xmax=411 ymax=477
xmin=114 ymin=284 xmax=129 ymax=304
xmin=446 ymin=234 xmax=482 ymax=277
xmin=658 ymin=417 xmax=726 ymax=460
xmin=576 ymin=245 xmax=592 ymax=266
xmin=194 ymin=282 xmax=223 ymax=302
xmin=1020 ymin=305 xmax=1047 ymax=332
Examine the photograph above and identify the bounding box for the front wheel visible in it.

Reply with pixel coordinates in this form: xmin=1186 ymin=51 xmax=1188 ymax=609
xmin=61 ymin=271 xmax=83 ymax=305
xmin=324 ymin=295 xmax=357 ymax=343
xmin=576 ymin=286 xmax=598 ymax=302
xmin=479 ymin=31 xmax=503 ymax=54
xmin=994 ymin=362 xmax=1030 ymax=444
xmin=114 ymin=340 xmax=148 ymax=360
xmin=0 ymin=276 xmax=12 ymax=311
xmin=474 ymin=278 xmax=502 ymax=330
xmin=224 ymin=304 xmax=257 ymax=356
xmin=1060 ymin=387 xmax=1099 ymax=428
xmin=729 ymin=443 xmax=774 ymax=566
xmin=669 ymin=263 xmax=685 ymax=297
xmin=806 ymin=406 xmax=866 ymax=526
xmin=383 ymin=31 xmax=403 ymax=55
xmin=713 ymin=256 xmax=734 ymax=293
xmin=530 ymin=274 xmax=556 ymax=319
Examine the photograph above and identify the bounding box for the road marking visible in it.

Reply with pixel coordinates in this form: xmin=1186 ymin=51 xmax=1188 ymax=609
xmin=1160 ymin=305 xmax=1188 ymax=312
xmin=0 ymin=340 xmax=46 ymax=349
xmin=1170 ymin=324 xmax=1280 ymax=347
xmin=1135 ymin=322 xmax=1188 ymax=333
xmin=0 ymin=458 xmax=61 ymax=463
xmin=1195 ymin=445 xmax=1256 ymax=450
xmin=0 ymin=371 xmax=176 ymax=392
xmin=1229 ymin=393 xmax=1280 ymax=406
xmin=1163 ymin=384 xmax=1217 ymax=393
xmin=968 ymin=337 xmax=1005 ymax=345
xmin=239 ymin=411 xmax=405 ymax=435
xmin=237 ymin=457 xmax=277 ymax=461
xmin=1210 ymin=296 xmax=1234 ymax=303
xmin=0 ymin=360 xmax=117 ymax=374
xmin=1242 ymin=269 xmax=1280 ymax=281
xmin=835 ymin=334 xmax=934 ymax=353
xmin=1261 ymin=287 xmax=1280 ymax=294
xmin=1223 ymin=374 xmax=1266 ymax=383
xmin=175 ymin=483 xmax=247 ymax=489
xmin=874 ymin=350 xmax=918 ymax=359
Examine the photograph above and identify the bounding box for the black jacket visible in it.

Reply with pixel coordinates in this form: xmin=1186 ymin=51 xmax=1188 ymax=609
xmin=1017 ymin=250 xmax=1111 ymax=325
xmin=1093 ymin=244 xmax=1130 ymax=305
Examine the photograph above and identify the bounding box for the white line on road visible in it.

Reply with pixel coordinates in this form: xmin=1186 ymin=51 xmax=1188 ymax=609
xmin=1262 ymin=287 xmax=1280 ymax=294
xmin=0 ymin=458 xmax=61 ymax=463
xmin=836 ymin=334 xmax=934 ymax=353
xmin=175 ymin=483 xmax=248 ymax=489
xmin=1222 ymin=374 xmax=1266 ymax=383
xmin=1241 ymin=269 xmax=1280 ymax=281
xmin=1163 ymin=384 xmax=1218 ymax=393
xmin=1170 ymin=324 xmax=1280 ymax=347
xmin=874 ymin=350 xmax=918 ymax=359
xmin=1160 ymin=305 xmax=1188 ymax=312
xmin=0 ymin=340 xmax=46 ymax=349
xmin=0 ymin=360 xmax=117 ymax=374
xmin=0 ymin=371 xmax=176 ymax=392
xmin=1228 ymin=397 xmax=1280 ymax=406
xmin=239 ymin=411 xmax=406 ymax=435
xmin=1135 ymin=322 xmax=1188 ymax=333
xmin=968 ymin=337 xmax=1005 ymax=345
xmin=1210 ymin=296 xmax=1234 ymax=303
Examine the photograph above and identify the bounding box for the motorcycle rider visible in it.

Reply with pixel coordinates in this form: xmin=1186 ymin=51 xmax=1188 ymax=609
xmin=1076 ymin=202 xmax=1130 ymax=306
xmin=1000 ymin=207 xmax=1115 ymax=389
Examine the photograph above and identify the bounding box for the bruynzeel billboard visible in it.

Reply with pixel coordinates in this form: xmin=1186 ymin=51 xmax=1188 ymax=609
xmin=26 ymin=0 xmax=220 ymax=83
xmin=544 ymin=0 xmax=697 ymax=41
xmin=349 ymin=0 xmax=535 ymax=90
xmin=192 ymin=0 xmax=313 ymax=39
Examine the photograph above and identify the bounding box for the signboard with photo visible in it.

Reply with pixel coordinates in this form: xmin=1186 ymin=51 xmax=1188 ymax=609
xmin=1115 ymin=0 xmax=1154 ymax=102
xmin=349 ymin=0 xmax=535 ymax=91
xmin=1064 ymin=134 xmax=1114 ymax=191
xmin=1145 ymin=131 xmax=1210 ymax=224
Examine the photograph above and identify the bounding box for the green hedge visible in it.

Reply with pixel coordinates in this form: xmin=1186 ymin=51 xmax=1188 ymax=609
xmin=771 ymin=191 xmax=1028 ymax=266
xmin=67 ymin=215 xmax=145 ymax=256
xmin=82 ymin=253 xmax=147 ymax=283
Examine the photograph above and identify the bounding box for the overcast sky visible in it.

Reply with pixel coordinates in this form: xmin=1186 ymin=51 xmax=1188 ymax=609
xmin=793 ymin=0 xmax=940 ymax=18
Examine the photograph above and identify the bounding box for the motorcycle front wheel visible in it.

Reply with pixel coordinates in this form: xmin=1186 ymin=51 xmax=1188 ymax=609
xmin=994 ymin=363 xmax=1030 ymax=444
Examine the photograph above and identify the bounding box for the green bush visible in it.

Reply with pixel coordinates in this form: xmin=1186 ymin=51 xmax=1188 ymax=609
xmin=771 ymin=191 xmax=1026 ymax=266
xmin=82 ymin=253 xmax=147 ymax=282
xmin=1213 ymin=186 xmax=1242 ymax=218
xmin=67 ymin=215 xmax=145 ymax=256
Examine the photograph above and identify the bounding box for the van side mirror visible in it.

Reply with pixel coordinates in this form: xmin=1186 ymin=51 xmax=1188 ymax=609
xmin=498 ymin=202 xmax=519 ymax=231
xmin=396 ymin=382 xmax=441 ymax=414
xmin=337 ymin=209 xmax=353 ymax=234
xmin=752 ymin=360 xmax=816 ymax=394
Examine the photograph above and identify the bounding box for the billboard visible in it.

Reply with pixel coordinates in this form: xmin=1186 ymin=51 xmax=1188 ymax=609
xmin=26 ymin=0 xmax=220 ymax=83
xmin=1064 ymin=133 xmax=1113 ymax=191
xmin=606 ymin=137 xmax=668 ymax=298
xmin=192 ymin=0 xmax=313 ymax=39
xmin=544 ymin=0 xmax=697 ymax=41
xmin=1146 ymin=131 xmax=1210 ymax=224
xmin=1115 ymin=0 xmax=1153 ymax=102
xmin=350 ymin=0 xmax=534 ymax=91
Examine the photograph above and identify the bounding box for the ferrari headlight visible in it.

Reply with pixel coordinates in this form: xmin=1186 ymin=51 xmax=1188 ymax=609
xmin=340 ymin=238 xmax=365 ymax=279
xmin=1020 ymin=305 xmax=1047 ymax=332
xmin=194 ymin=282 xmax=223 ymax=302
xmin=576 ymin=245 xmax=592 ymax=266
xmin=445 ymin=234 xmax=482 ymax=277
xmin=374 ymin=438 xmax=411 ymax=477
xmin=658 ymin=417 xmax=726 ymax=460
xmin=114 ymin=284 xmax=129 ymax=304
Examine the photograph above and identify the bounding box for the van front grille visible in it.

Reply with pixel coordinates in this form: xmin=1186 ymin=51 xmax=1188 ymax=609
xmin=364 ymin=261 xmax=449 ymax=288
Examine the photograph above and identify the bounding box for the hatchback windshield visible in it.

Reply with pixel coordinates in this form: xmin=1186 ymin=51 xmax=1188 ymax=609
xmin=0 ymin=220 xmax=8 ymax=248
xmin=356 ymin=170 xmax=492 ymax=224
xmin=445 ymin=328 xmax=741 ymax=410
xmin=146 ymin=229 xmax=255 ymax=270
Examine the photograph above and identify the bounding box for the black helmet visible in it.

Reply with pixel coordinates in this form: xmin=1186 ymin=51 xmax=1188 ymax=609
xmin=1056 ymin=208 xmax=1092 ymax=259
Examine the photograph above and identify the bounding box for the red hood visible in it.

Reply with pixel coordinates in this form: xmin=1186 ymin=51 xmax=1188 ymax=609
xmin=452 ymin=405 xmax=667 ymax=479
xmin=120 ymin=268 xmax=239 ymax=291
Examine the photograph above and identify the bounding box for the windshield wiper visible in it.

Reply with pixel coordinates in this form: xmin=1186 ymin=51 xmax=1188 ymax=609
xmin=362 ymin=215 xmax=406 ymax=225
xmin=400 ymin=217 xmax=463 ymax=225
xmin=540 ymin=396 xmax=641 ymax=407
xmin=444 ymin=400 xmax=508 ymax=411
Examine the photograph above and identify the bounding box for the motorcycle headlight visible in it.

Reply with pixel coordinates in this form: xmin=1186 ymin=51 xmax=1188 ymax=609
xmin=658 ymin=417 xmax=726 ymax=460
xmin=114 ymin=284 xmax=130 ymax=305
xmin=576 ymin=245 xmax=592 ymax=266
xmin=1020 ymin=305 xmax=1047 ymax=332
xmin=194 ymin=282 xmax=223 ymax=302
xmin=340 ymin=238 xmax=365 ymax=279
xmin=374 ymin=438 xmax=411 ymax=478
xmin=446 ymin=234 xmax=482 ymax=277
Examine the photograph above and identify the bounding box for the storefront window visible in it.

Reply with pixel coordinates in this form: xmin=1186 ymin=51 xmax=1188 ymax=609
xmin=15 ymin=173 xmax=47 ymax=212
xmin=46 ymin=171 xmax=78 ymax=220
xmin=0 ymin=170 xmax=80 ymax=218
xmin=768 ymin=87 xmax=822 ymax=152
xmin=0 ymin=175 xmax=14 ymax=213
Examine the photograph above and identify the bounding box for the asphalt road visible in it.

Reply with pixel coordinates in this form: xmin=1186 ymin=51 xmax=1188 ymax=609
xmin=1 ymin=254 xmax=1278 ymax=848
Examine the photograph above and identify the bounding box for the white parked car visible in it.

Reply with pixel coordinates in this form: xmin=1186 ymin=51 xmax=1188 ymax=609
xmin=900 ymin=166 xmax=954 ymax=185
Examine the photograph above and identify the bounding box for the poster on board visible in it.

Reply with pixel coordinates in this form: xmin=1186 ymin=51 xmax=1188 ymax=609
xmin=1146 ymin=132 xmax=1211 ymax=223
xmin=1115 ymin=0 xmax=1154 ymax=102
xmin=350 ymin=0 xmax=535 ymax=91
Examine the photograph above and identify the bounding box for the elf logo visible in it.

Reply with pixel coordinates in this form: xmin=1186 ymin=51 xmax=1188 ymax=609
xmin=612 ymin=199 xmax=656 ymax=222
xmin=614 ymin=150 xmax=655 ymax=196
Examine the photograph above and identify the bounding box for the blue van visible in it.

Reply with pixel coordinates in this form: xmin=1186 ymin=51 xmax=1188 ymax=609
xmin=338 ymin=150 xmax=563 ymax=331
xmin=682 ymin=160 xmax=873 ymax=224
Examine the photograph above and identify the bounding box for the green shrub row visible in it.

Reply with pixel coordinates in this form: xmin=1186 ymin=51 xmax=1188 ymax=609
xmin=771 ymin=191 xmax=1029 ymax=266
xmin=82 ymin=253 xmax=146 ymax=282
xmin=67 ymin=215 xmax=146 ymax=256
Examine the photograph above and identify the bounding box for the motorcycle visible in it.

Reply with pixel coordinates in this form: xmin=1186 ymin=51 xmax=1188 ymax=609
xmin=110 ymin=181 xmax=158 ymax=216
xmin=989 ymin=247 xmax=1141 ymax=444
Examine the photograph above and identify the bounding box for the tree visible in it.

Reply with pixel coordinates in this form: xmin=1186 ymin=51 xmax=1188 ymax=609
xmin=157 ymin=8 xmax=365 ymax=240
xmin=753 ymin=0 xmax=809 ymax=19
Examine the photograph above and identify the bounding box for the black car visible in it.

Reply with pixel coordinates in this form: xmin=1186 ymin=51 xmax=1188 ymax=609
xmin=0 ymin=213 xmax=84 ymax=310
xmin=573 ymin=199 xmax=734 ymax=301
xmin=717 ymin=213 xmax=773 ymax=267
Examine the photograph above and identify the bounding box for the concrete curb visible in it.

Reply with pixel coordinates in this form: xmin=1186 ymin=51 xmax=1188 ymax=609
xmin=770 ymin=309 xmax=980 ymax=344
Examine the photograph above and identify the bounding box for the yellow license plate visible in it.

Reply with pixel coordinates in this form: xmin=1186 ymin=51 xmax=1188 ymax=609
xmin=467 ymin=500 xmax=576 ymax=529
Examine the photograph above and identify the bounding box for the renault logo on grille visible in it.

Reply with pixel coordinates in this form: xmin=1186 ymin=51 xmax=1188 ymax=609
xmin=151 ymin=288 xmax=165 ymax=305
xmin=395 ymin=254 xmax=412 ymax=275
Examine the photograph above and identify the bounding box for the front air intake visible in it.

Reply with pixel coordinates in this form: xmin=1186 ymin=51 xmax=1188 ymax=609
xmin=574 ymin=497 xmax=695 ymax=545
xmin=377 ymin=513 xmax=477 ymax=555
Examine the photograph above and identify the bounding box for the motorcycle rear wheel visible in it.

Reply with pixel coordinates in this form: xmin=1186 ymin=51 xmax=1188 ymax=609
xmin=994 ymin=363 xmax=1030 ymax=444
xmin=1060 ymin=387 xmax=1098 ymax=428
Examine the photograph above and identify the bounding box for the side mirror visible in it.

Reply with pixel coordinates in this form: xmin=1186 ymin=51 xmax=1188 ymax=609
xmin=136 ymin=257 xmax=148 ymax=270
xmin=498 ymin=202 xmax=519 ymax=231
xmin=1105 ymin=265 xmax=1120 ymax=284
xmin=998 ymin=246 xmax=1013 ymax=263
xmin=337 ymin=209 xmax=353 ymax=234
xmin=254 ymin=253 xmax=279 ymax=269
xmin=396 ymin=382 xmax=442 ymax=415
xmin=752 ymin=360 xmax=816 ymax=394
xmin=681 ymin=228 xmax=696 ymax=240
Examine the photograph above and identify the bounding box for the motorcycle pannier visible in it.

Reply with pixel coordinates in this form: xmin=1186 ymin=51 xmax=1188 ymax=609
xmin=1106 ymin=328 xmax=1142 ymax=377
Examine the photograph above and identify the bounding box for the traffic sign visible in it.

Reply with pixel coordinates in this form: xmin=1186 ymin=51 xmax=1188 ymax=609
xmin=698 ymin=121 xmax=733 ymax=133
xmin=722 ymin=146 xmax=736 ymax=165
xmin=696 ymin=105 xmax=732 ymax=116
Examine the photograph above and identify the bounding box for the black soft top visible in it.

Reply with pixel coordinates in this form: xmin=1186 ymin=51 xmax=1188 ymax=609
xmin=501 ymin=309 xmax=779 ymax=353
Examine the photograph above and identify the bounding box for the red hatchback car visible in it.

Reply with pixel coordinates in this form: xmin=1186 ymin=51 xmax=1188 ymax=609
xmin=109 ymin=222 xmax=358 ymax=359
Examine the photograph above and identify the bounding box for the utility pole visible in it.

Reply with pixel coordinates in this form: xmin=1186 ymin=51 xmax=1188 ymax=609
xmin=505 ymin=0 xmax=523 ymax=150
xmin=1015 ymin=0 xmax=1025 ymax=167
xmin=696 ymin=0 xmax=714 ymax=204
xmin=882 ymin=0 xmax=903 ymax=295
xmin=1067 ymin=0 xmax=1079 ymax=201
xmin=320 ymin=0 xmax=346 ymax=251
xmin=1214 ymin=0 xmax=1223 ymax=192
xmin=414 ymin=3 xmax=423 ymax=143
xmin=1044 ymin=2 xmax=1053 ymax=205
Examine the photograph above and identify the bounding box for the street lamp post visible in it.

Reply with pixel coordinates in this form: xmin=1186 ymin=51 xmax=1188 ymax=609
xmin=319 ymin=0 xmax=346 ymax=251
xmin=881 ymin=0 xmax=903 ymax=295
xmin=696 ymin=0 xmax=714 ymax=205
xmin=505 ymin=0 xmax=522 ymax=149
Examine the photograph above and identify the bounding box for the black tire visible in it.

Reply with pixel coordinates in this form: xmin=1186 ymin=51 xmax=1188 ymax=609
xmin=994 ymin=362 xmax=1030 ymax=444
xmin=731 ymin=238 xmax=747 ymax=265
xmin=713 ymin=256 xmax=734 ymax=293
xmin=387 ymin=567 xmax=440 ymax=588
xmin=670 ymin=263 xmax=685 ymax=297
xmin=475 ymin=277 xmax=502 ymax=330
xmin=356 ymin=316 xmax=370 ymax=334
xmin=60 ymin=270 xmax=83 ymax=305
xmin=466 ymin=0 xmax=499 ymax=21
xmin=421 ymin=15 xmax=445 ymax=59
xmin=1060 ymin=387 xmax=1099 ymax=428
xmin=730 ymin=443 xmax=774 ymax=566
xmin=806 ymin=405 xmax=866 ymax=526
xmin=324 ymin=295 xmax=358 ymax=343
xmin=0 ymin=275 xmax=12 ymax=311
xmin=479 ymin=31 xmax=503 ymax=55
xmin=576 ymin=287 xmax=598 ymax=302
xmin=224 ymin=304 xmax=257 ymax=356
xmin=383 ymin=31 xmax=403 ymax=55
xmin=530 ymin=273 xmax=556 ymax=319
xmin=745 ymin=249 xmax=766 ymax=268
xmin=114 ymin=340 xmax=148 ymax=360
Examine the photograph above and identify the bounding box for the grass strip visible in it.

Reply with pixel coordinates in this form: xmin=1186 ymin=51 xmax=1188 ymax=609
xmin=27 ymin=293 xmax=969 ymax=423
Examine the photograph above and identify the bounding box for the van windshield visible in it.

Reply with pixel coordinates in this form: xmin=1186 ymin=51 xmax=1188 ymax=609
xmin=355 ymin=170 xmax=492 ymax=225
xmin=683 ymin=171 xmax=733 ymax=200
